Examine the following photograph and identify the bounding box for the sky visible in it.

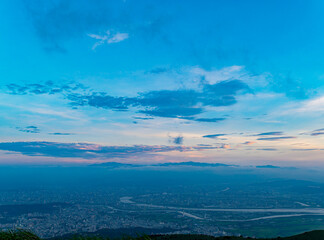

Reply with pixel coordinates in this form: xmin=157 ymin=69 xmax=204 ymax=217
xmin=1 ymin=0 xmax=324 ymax=166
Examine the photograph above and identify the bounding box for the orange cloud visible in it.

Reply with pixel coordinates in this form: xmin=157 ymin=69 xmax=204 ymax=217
xmin=243 ymin=141 xmax=256 ymax=145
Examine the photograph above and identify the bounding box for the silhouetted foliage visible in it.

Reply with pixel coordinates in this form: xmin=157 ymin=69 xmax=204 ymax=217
xmin=0 ymin=229 xmax=40 ymax=240
xmin=1 ymin=230 xmax=324 ymax=240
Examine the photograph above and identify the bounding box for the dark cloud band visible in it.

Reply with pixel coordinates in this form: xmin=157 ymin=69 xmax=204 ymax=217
xmin=257 ymin=136 xmax=296 ymax=141
xmin=6 ymin=79 xmax=250 ymax=122
xmin=0 ymin=141 xmax=216 ymax=160
xmin=68 ymin=79 xmax=250 ymax=121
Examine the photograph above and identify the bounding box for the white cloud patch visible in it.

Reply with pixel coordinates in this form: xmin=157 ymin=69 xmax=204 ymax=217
xmin=189 ymin=66 xmax=269 ymax=89
xmin=88 ymin=30 xmax=129 ymax=50
xmin=298 ymin=95 xmax=324 ymax=113
xmin=275 ymin=94 xmax=324 ymax=118
xmin=191 ymin=65 xmax=245 ymax=85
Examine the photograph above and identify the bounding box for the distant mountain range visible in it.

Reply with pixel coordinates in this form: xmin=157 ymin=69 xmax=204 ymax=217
xmin=156 ymin=162 xmax=235 ymax=167
xmin=89 ymin=161 xmax=286 ymax=169
xmin=89 ymin=161 xmax=235 ymax=168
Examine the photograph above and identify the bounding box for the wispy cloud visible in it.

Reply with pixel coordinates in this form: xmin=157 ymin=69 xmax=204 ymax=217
xmin=291 ymin=148 xmax=319 ymax=151
xmin=289 ymin=95 xmax=324 ymax=114
xmin=169 ymin=135 xmax=184 ymax=145
xmin=133 ymin=116 xmax=154 ymax=120
xmin=88 ymin=31 xmax=129 ymax=50
xmin=195 ymin=118 xmax=226 ymax=123
xmin=256 ymin=148 xmax=278 ymax=151
xmin=300 ymin=128 xmax=324 ymax=136
xmin=48 ymin=132 xmax=75 ymax=136
xmin=255 ymin=131 xmax=283 ymax=136
xmin=257 ymin=136 xmax=296 ymax=141
xmin=16 ymin=126 xmax=40 ymax=134
xmin=243 ymin=141 xmax=256 ymax=145
xmin=6 ymin=81 xmax=85 ymax=95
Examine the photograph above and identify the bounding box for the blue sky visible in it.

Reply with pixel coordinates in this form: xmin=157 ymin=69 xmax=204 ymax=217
xmin=1 ymin=0 xmax=324 ymax=166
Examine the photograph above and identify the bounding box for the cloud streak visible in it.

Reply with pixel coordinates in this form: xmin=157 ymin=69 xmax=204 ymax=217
xmin=0 ymin=141 xmax=217 ymax=160
xmin=255 ymin=131 xmax=283 ymax=136
xmin=243 ymin=141 xmax=256 ymax=145
xmin=202 ymin=134 xmax=227 ymax=139
xmin=257 ymin=136 xmax=296 ymax=141
xmin=48 ymin=133 xmax=75 ymax=136
xmin=6 ymin=81 xmax=85 ymax=95
xmin=301 ymin=128 xmax=324 ymax=136
xmin=257 ymin=148 xmax=278 ymax=151
xmin=195 ymin=118 xmax=226 ymax=123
